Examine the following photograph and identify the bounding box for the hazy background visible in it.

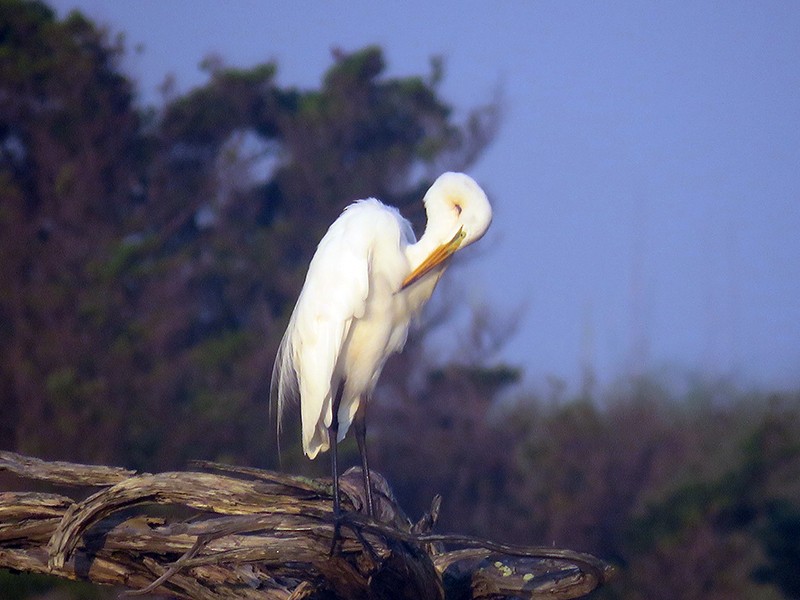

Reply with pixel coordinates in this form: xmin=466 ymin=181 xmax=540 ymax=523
xmin=49 ymin=0 xmax=800 ymax=392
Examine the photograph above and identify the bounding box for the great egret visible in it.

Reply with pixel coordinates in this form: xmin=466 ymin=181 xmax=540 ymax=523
xmin=272 ymin=172 xmax=492 ymax=517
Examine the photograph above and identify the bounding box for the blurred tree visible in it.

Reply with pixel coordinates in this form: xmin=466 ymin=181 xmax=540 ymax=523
xmin=0 ymin=0 xmax=143 ymax=462
xmin=484 ymin=378 xmax=687 ymax=558
xmin=379 ymin=363 xmax=800 ymax=600
xmin=617 ymin=397 xmax=800 ymax=599
xmin=754 ymin=500 xmax=800 ymax=598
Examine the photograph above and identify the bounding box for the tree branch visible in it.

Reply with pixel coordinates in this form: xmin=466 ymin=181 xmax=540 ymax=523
xmin=0 ymin=451 xmax=613 ymax=599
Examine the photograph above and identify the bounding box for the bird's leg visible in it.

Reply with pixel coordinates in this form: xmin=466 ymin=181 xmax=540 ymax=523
xmin=353 ymin=399 xmax=375 ymax=517
xmin=329 ymin=418 xmax=341 ymax=518
xmin=329 ymin=393 xmax=381 ymax=563
xmin=328 ymin=383 xmax=344 ymax=555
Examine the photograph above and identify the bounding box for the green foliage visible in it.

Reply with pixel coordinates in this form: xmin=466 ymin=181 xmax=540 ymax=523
xmin=754 ymin=500 xmax=800 ymax=596
xmin=0 ymin=571 xmax=105 ymax=600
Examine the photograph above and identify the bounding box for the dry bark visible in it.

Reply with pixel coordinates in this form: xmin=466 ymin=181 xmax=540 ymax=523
xmin=0 ymin=451 xmax=613 ymax=599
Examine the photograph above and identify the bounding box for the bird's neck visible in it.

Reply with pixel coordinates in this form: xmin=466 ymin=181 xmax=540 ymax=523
xmin=403 ymin=228 xmax=451 ymax=310
xmin=406 ymin=212 xmax=454 ymax=267
xmin=406 ymin=232 xmax=439 ymax=269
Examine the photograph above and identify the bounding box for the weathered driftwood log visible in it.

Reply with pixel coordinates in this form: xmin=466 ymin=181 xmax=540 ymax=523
xmin=0 ymin=451 xmax=613 ymax=599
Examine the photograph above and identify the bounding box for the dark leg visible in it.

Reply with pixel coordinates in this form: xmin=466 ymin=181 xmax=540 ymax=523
xmin=329 ymin=391 xmax=380 ymax=561
xmin=329 ymin=383 xmax=344 ymax=518
xmin=327 ymin=384 xmax=345 ymax=556
xmin=329 ymin=421 xmax=341 ymax=518
xmin=353 ymin=398 xmax=375 ymax=517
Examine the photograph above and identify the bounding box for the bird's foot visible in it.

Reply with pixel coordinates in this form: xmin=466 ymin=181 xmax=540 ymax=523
xmin=328 ymin=511 xmax=381 ymax=564
xmin=328 ymin=512 xmax=343 ymax=557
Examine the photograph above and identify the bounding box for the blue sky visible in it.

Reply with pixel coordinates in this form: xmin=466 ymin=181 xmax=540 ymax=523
xmin=51 ymin=1 xmax=800 ymax=392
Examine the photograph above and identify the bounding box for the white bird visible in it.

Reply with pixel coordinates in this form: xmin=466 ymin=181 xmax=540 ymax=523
xmin=272 ymin=172 xmax=492 ymax=516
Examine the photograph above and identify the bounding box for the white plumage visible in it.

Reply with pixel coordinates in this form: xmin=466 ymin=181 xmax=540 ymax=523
xmin=272 ymin=171 xmax=492 ymax=514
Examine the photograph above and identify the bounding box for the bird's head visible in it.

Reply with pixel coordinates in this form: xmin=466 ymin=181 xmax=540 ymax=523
xmin=402 ymin=172 xmax=492 ymax=289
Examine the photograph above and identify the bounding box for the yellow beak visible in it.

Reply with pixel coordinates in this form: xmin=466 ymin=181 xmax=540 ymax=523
xmin=401 ymin=227 xmax=466 ymax=290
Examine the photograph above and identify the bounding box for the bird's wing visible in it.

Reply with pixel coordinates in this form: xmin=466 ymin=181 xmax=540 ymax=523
xmin=272 ymin=199 xmax=407 ymax=458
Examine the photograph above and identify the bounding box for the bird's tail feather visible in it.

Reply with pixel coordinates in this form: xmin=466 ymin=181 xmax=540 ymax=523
xmin=270 ymin=320 xmax=299 ymax=466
